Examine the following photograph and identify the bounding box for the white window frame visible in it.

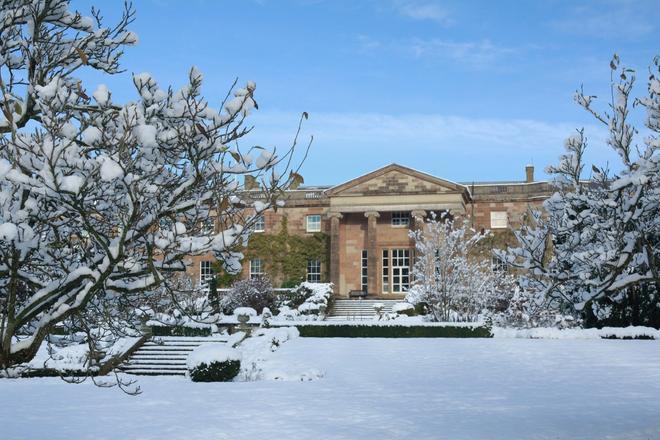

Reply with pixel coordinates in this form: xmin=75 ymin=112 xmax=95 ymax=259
xmin=252 ymin=214 xmax=265 ymax=233
xmin=391 ymin=249 xmax=410 ymax=293
xmin=382 ymin=249 xmax=390 ymax=294
xmin=306 ymin=214 xmax=321 ymax=232
xmin=306 ymin=259 xmax=321 ymax=283
xmin=490 ymin=211 xmax=508 ymax=229
xmin=200 ymin=260 xmax=213 ymax=285
xmin=361 ymin=250 xmax=368 ymax=292
xmin=391 ymin=211 xmax=410 ymax=227
xmin=492 ymin=255 xmax=508 ymax=272
xmin=249 ymin=259 xmax=263 ymax=280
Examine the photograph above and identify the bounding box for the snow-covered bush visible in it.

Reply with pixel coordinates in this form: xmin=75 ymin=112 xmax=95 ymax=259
xmin=499 ymin=55 xmax=659 ymax=328
xmin=407 ymin=213 xmax=515 ymax=322
xmin=489 ymin=288 xmax=582 ymax=329
xmin=233 ymin=307 xmax=257 ymax=318
xmin=295 ymin=283 xmax=332 ymax=317
xmin=187 ymin=345 xmax=241 ymax=382
xmin=276 ymin=306 xmax=299 ymax=321
xmin=221 ymin=278 xmax=275 ymax=315
xmin=392 ymin=302 xmax=415 ymax=317
xmin=0 ymin=0 xmax=309 ymax=370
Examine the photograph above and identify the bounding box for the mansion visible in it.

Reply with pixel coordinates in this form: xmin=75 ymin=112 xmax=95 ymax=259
xmin=188 ymin=164 xmax=553 ymax=298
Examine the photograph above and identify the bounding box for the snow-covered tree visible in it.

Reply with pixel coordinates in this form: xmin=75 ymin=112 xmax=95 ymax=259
xmin=406 ymin=213 xmax=513 ymax=322
xmin=0 ymin=1 xmax=308 ymax=370
xmin=499 ymin=55 xmax=659 ymax=324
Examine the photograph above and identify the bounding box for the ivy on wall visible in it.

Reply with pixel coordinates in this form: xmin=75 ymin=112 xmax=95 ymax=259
xmin=243 ymin=217 xmax=329 ymax=287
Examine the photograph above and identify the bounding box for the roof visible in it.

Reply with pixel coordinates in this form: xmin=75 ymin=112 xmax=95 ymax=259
xmin=325 ymin=163 xmax=471 ymax=196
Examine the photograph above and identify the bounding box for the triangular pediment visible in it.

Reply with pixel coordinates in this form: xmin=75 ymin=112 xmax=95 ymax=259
xmin=327 ymin=164 xmax=468 ymax=197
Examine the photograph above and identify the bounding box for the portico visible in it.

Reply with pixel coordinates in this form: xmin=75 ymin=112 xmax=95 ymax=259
xmin=325 ymin=164 xmax=471 ymax=297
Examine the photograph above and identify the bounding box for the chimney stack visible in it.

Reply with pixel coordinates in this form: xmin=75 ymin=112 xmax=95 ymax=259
xmin=525 ymin=165 xmax=534 ymax=183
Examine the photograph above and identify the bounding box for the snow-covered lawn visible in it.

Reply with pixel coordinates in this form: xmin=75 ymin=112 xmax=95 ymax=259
xmin=2 ymin=338 xmax=660 ymax=439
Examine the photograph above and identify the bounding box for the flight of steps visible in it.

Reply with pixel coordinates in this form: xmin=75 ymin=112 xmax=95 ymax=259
xmin=119 ymin=336 xmax=228 ymax=376
xmin=325 ymin=299 xmax=400 ymax=321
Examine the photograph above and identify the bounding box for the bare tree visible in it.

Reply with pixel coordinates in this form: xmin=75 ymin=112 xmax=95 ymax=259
xmin=0 ymin=0 xmax=309 ymax=371
xmin=499 ymin=55 xmax=659 ymax=321
xmin=407 ymin=213 xmax=513 ymax=322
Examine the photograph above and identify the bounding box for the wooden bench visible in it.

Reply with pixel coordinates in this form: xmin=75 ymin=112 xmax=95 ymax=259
xmin=348 ymin=290 xmax=368 ymax=299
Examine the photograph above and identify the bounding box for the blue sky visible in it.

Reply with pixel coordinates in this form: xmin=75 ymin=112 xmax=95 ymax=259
xmin=72 ymin=0 xmax=659 ymax=185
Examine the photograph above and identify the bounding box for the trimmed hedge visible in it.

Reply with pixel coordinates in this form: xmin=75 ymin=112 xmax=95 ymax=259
xmin=601 ymin=334 xmax=655 ymax=340
xmin=295 ymin=324 xmax=492 ymax=338
xmin=151 ymin=325 xmax=211 ymax=337
xmin=189 ymin=360 xmax=241 ymax=382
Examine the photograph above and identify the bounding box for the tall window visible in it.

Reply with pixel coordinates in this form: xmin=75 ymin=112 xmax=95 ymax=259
xmin=391 ymin=249 xmax=410 ymax=293
xmin=490 ymin=211 xmax=508 ymax=229
xmin=306 ymin=214 xmax=321 ymax=232
xmin=307 ymin=259 xmax=321 ymax=282
xmin=252 ymin=214 xmax=265 ymax=233
xmin=382 ymin=249 xmax=389 ymax=293
xmin=391 ymin=211 xmax=410 ymax=227
xmin=361 ymin=250 xmax=368 ymax=291
xmin=200 ymin=261 xmax=213 ymax=285
xmin=249 ymin=259 xmax=263 ymax=280
xmin=492 ymin=255 xmax=508 ymax=272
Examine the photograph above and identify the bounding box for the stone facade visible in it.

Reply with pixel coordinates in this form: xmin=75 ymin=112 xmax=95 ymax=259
xmin=186 ymin=164 xmax=553 ymax=298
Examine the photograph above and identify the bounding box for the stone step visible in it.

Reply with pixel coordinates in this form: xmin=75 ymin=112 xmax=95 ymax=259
xmin=119 ymin=336 xmax=229 ymax=377
xmin=120 ymin=368 xmax=186 ymax=376
xmin=124 ymin=360 xmax=187 ymax=366
xmin=135 ymin=347 xmax=195 ymax=352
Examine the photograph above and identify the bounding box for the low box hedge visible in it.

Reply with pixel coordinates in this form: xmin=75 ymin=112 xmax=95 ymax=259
xmin=294 ymin=324 xmax=492 ymax=338
xmin=189 ymin=360 xmax=241 ymax=382
xmin=151 ymin=325 xmax=211 ymax=337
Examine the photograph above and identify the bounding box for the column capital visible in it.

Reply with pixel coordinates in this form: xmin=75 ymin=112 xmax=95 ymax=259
xmin=411 ymin=210 xmax=427 ymax=220
xmin=364 ymin=211 xmax=380 ymax=219
xmin=327 ymin=212 xmax=343 ymax=220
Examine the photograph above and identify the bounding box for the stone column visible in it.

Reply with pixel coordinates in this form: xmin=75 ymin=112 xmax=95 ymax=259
xmin=364 ymin=211 xmax=380 ymax=295
xmin=328 ymin=212 xmax=343 ymax=294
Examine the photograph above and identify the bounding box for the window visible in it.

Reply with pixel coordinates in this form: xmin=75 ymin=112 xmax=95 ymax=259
xmin=492 ymin=255 xmax=508 ymax=272
xmin=249 ymin=259 xmax=263 ymax=280
xmin=382 ymin=249 xmax=389 ymax=293
xmin=361 ymin=250 xmax=368 ymax=292
xmin=391 ymin=211 xmax=410 ymax=227
xmin=490 ymin=211 xmax=508 ymax=229
xmin=306 ymin=214 xmax=321 ymax=232
xmin=391 ymin=249 xmax=410 ymax=293
xmin=252 ymin=215 xmax=265 ymax=233
xmin=200 ymin=261 xmax=213 ymax=285
xmin=307 ymin=259 xmax=321 ymax=283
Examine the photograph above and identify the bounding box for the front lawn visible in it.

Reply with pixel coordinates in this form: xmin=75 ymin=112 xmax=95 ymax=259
xmin=2 ymin=338 xmax=659 ymax=439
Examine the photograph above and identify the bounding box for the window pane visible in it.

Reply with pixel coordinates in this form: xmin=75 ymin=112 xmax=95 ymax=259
xmin=200 ymin=261 xmax=213 ymax=284
xmin=391 ymin=212 xmax=410 ymax=227
xmin=250 ymin=259 xmax=263 ymax=280
xmin=306 ymin=259 xmax=321 ymax=282
xmin=306 ymin=215 xmax=321 ymax=232
xmin=490 ymin=211 xmax=508 ymax=229
xmin=361 ymin=250 xmax=368 ymax=291
xmin=253 ymin=215 xmax=265 ymax=232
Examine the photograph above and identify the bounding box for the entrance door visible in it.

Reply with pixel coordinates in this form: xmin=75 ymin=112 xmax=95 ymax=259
xmin=382 ymin=248 xmax=410 ymax=294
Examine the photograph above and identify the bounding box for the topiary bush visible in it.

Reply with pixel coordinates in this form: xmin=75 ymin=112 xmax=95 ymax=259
xmin=187 ymin=345 xmax=242 ymax=382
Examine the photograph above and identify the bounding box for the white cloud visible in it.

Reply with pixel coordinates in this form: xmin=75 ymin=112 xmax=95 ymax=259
xmin=247 ymin=110 xmax=616 ymax=184
xmin=393 ymin=1 xmax=452 ymax=25
xmin=357 ymin=35 xmax=519 ymax=69
xmin=550 ymin=1 xmax=656 ymax=38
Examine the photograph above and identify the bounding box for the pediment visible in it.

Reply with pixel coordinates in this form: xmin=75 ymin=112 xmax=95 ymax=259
xmin=327 ymin=164 xmax=468 ymax=197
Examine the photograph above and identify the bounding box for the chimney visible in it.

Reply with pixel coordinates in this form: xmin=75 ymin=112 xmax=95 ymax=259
xmin=525 ymin=165 xmax=534 ymax=183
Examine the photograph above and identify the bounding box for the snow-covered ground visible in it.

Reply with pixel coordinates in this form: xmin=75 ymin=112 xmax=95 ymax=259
xmin=2 ymin=338 xmax=660 ymax=439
